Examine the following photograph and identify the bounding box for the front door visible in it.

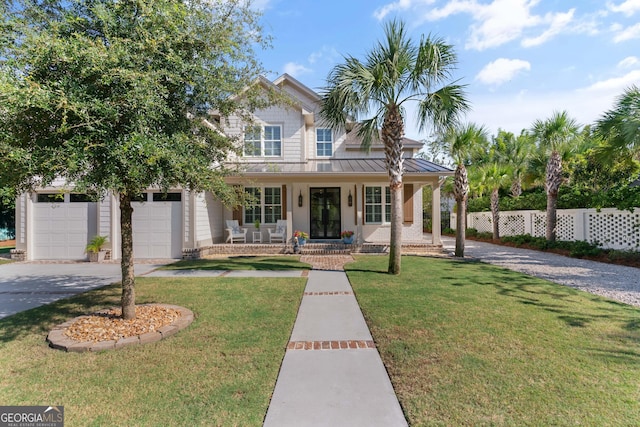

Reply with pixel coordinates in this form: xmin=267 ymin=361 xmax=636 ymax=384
xmin=310 ymin=188 xmax=341 ymax=239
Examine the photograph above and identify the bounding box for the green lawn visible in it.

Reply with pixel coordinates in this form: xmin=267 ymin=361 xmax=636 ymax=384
xmin=0 ymin=275 xmax=305 ymax=426
xmin=165 ymin=255 xmax=310 ymax=271
xmin=0 ymin=245 xmax=13 ymax=264
xmin=346 ymin=256 xmax=640 ymax=426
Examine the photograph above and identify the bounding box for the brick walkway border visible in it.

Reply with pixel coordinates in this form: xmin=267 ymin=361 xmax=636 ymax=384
xmin=287 ymin=340 xmax=376 ymax=350
xmin=300 ymin=254 xmax=354 ymax=271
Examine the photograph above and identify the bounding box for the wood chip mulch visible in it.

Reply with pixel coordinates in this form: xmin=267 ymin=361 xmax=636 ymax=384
xmin=64 ymin=305 xmax=181 ymax=343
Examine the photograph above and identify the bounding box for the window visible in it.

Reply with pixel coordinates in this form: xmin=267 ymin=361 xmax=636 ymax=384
xmin=365 ymin=186 xmax=391 ymax=223
xmin=244 ymin=187 xmax=282 ymax=224
xmin=264 ymin=126 xmax=282 ymax=157
xmin=244 ymin=187 xmax=261 ymax=224
xmin=316 ymin=128 xmax=333 ymax=157
xmin=264 ymin=187 xmax=282 ymax=223
xmin=70 ymin=194 xmax=91 ymax=202
xmin=37 ymin=193 xmax=63 ymax=203
xmin=243 ymin=125 xmax=281 ymax=157
xmin=152 ymin=192 xmax=182 ymax=202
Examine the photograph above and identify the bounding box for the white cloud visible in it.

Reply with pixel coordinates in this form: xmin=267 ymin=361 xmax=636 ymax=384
xmin=308 ymin=46 xmax=341 ymax=65
xmin=476 ymin=58 xmax=531 ymax=86
xmin=421 ymin=0 xmax=575 ymax=50
xmin=522 ymin=9 xmax=575 ymax=47
xmin=374 ymin=0 xmax=429 ymax=21
xmin=618 ymin=56 xmax=640 ymax=68
xmin=613 ymin=22 xmax=640 ymax=41
xmin=582 ymin=69 xmax=640 ymax=92
xmin=282 ymin=62 xmax=311 ymax=78
xmin=607 ymin=0 xmax=640 ymax=16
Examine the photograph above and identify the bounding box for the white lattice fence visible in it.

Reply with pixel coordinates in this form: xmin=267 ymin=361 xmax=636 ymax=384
xmin=587 ymin=211 xmax=640 ymax=250
xmin=452 ymin=208 xmax=640 ymax=250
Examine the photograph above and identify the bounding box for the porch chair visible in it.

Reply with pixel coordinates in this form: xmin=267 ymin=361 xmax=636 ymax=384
xmin=225 ymin=220 xmax=248 ymax=244
xmin=268 ymin=219 xmax=287 ymax=244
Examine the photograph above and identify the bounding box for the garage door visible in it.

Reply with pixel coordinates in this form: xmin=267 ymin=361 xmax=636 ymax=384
xmin=132 ymin=193 xmax=183 ymax=259
xmin=32 ymin=196 xmax=97 ymax=260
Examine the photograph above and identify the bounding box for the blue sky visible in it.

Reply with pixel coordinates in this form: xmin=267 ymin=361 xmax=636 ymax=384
xmin=254 ymin=0 xmax=640 ymax=141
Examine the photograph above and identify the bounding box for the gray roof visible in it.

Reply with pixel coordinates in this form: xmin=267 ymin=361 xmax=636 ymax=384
xmin=225 ymin=158 xmax=453 ymax=177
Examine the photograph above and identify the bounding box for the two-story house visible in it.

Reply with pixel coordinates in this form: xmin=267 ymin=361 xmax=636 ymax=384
xmin=12 ymin=74 xmax=452 ymax=261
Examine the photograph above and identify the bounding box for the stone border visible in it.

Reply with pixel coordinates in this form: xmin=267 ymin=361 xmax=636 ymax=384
xmin=46 ymin=304 xmax=194 ymax=352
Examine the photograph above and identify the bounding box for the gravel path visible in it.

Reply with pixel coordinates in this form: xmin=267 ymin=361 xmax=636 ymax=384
xmin=441 ymin=237 xmax=640 ymax=308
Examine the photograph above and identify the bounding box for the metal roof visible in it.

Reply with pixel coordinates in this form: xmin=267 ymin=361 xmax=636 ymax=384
xmin=225 ymin=158 xmax=453 ymax=176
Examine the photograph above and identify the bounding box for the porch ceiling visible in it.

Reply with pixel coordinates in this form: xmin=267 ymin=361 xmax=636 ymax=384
xmin=224 ymin=158 xmax=453 ymax=178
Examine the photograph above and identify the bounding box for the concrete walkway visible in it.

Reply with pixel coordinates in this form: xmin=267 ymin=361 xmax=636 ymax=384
xmin=263 ymin=262 xmax=407 ymax=427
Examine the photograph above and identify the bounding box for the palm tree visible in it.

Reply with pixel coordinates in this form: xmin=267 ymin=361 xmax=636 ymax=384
xmin=595 ymin=85 xmax=640 ymax=161
xmin=442 ymin=123 xmax=489 ymax=257
xmin=320 ymin=19 xmax=469 ymax=274
xmin=478 ymin=162 xmax=511 ymax=240
xmin=493 ymin=129 xmax=534 ymax=197
xmin=531 ymin=111 xmax=580 ymax=242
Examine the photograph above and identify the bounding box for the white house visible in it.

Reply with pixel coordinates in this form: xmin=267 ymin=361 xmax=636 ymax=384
xmin=13 ymin=74 xmax=453 ymax=261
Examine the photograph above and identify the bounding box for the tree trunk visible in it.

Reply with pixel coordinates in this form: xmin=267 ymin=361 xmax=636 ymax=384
xmin=455 ymin=196 xmax=466 ymax=257
xmin=510 ymin=179 xmax=522 ymax=198
xmin=546 ymin=190 xmax=558 ymax=242
xmin=119 ymin=193 xmax=136 ymax=320
xmin=382 ymin=105 xmax=404 ymax=275
xmin=491 ymin=188 xmax=500 ymax=240
xmin=453 ymin=164 xmax=469 ymax=257
xmin=545 ymin=151 xmax=562 ymax=242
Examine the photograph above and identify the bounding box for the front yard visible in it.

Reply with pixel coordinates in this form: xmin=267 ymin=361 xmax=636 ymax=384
xmin=347 ymin=256 xmax=640 ymax=425
xmin=1 ymin=255 xmax=639 ymax=425
xmin=0 ymin=273 xmax=306 ymax=426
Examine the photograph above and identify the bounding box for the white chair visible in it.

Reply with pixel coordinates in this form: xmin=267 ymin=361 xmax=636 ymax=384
xmin=225 ymin=220 xmax=247 ymax=244
xmin=268 ymin=219 xmax=287 ymax=244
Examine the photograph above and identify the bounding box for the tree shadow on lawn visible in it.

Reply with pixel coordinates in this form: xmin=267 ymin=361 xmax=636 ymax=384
xmin=167 ymin=256 xmax=310 ymax=271
xmin=0 ymin=283 xmax=121 ymax=344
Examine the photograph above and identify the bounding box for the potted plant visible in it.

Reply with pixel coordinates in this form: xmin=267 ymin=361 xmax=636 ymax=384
xmin=86 ymin=235 xmax=108 ymax=262
xmin=341 ymin=230 xmax=355 ymax=244
xmin=254 ymin=219 xmax=260 ymax=229
xmin=293 ymin=230 xmax=308 ymax=245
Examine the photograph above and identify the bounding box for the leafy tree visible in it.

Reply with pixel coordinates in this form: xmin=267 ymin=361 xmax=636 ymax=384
xmin=531 ymin=111 xmax=581 ymax=242
xmin=442 ymin=123 xmax=489 ymax=257
xmin=0 ymin=0 xmax=271 ymax=319
xmin=319 ymin=19 xmax=469 ymax=274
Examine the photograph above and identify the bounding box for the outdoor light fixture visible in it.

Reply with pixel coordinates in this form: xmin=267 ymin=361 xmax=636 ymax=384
xmin=298 ymin=190 xmax=303 ymax=207
xmin=348 ymin=190 xmax=353 ymax=207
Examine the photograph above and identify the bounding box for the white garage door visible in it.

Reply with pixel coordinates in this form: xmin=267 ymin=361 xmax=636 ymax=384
xmin=33 ymin=197 xmax=96 ymax=260
xmin=132 ymin=194 xmax=183 ymax=259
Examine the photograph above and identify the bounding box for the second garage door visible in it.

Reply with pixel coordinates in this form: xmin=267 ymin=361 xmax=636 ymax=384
xmin=132 ymin=193 xmax=183 ymax=259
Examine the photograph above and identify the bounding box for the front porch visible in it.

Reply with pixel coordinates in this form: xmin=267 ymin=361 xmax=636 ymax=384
xmin=182 ymin=239 xmax=445 ymax=259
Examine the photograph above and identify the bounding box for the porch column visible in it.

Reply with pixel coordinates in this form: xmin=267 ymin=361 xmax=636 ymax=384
xmin=355 ymin=183 xmax=363 ymax=243
xmin=286 ymin=185 xmax=293 ymax=242
xmin=432 ymin=179 xmax=443 ymax=245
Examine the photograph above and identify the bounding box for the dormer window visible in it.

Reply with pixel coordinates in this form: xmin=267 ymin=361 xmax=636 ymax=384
xmin=243 ymin=125 xmax=282 ymax=157
xmin=316 ymin=128 xmax=333 ymax=157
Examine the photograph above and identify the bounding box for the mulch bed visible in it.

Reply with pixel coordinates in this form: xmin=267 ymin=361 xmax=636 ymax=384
xmin=64 ymin=305 xmax=181 ymax=343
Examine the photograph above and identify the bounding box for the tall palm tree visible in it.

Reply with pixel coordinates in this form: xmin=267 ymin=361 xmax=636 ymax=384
xmin=595 ymin=85 xmax=640 ymax=161
xmin=442 ymin=123 xmax=489 ymax=257
xmin=478 ymin=162 xmax=511 ymax=240
xmin=531 ymin=111 xmax=580 ymax=242
xmin=320 ymin=19 xmax=469 ymax=274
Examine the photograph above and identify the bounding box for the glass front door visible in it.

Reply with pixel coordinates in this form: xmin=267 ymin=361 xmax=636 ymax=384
xmin=310 ymin=188 xmax=341 ymax=239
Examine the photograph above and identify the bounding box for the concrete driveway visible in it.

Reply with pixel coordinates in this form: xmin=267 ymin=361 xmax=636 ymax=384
xmin=0 ymin=262 xmax=166 ymax=319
